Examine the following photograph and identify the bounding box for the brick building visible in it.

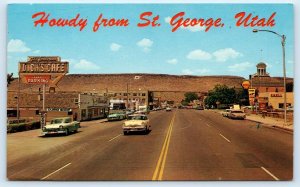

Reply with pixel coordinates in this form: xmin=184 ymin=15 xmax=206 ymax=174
xmin=249 ymin=62 xmax=293 ymax=109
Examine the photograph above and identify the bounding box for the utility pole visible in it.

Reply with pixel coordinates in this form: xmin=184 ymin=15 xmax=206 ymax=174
xmin=17 ymin=72 xmax=20 ymax=125
xmin=126 ymin=83 xmax=129 ymax=109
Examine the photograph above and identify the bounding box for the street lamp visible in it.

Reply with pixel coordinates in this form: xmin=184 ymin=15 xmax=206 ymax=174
xmin=252 ymin=29 xmax=287 ymax=125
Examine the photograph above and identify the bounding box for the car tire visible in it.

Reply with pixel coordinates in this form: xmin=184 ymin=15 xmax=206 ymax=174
xmin=123 ymin=131 xmax=128 ymax=135
xmin=65 ymin=129 xmax=69 ymax=136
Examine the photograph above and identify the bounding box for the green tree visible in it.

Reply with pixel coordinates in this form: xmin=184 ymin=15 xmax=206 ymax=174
xmin=184 ymin=92 xmax=198 ymax=103
xmin=181 ymin=100 xmax=189 ymax=106
xmin=7 ymin=73 xmax=14 ymax=87
xmin=204 ymin=84 xmax=237 ymax=108
xmin=235 ymin=88 xmax=249 ymax=106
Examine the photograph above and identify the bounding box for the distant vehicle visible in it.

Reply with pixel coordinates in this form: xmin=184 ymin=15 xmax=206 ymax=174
xmin=195 ymin=106 xmax=204 ymax=110
xmin=228 ymin=110 xmax=246 ymax=120
xmin=122 ymin=114 xmax=150 ymax=135
xmin=125 ymin=110 xmax=135 ymax=118
xmin=107 ymin=112 xmax=126 ymax=121
xmin=42 ymin=117 xmax=80 ymax=136
xmin=138 ymin=105 xmax=150 ymax=114
xmin=222 ymin=109 xmax=232 ymax=117
xmin=166 ymin=107 xmax=172 ymax=112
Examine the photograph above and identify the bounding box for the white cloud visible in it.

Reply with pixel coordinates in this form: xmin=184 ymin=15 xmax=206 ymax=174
xmin=182 ymin=68 xmax=210 ymax=75
xmin=182 ymin=69 xmax=194 ymax=75
xmin=195 ymin=69 xmax=211 ymax=74
xmin=165 ymin=16 xmax=205 ymax=32
xmin=74 ymin=59 xmax=100 ymax=71
xmin=165 ymin=17 xmax=171 ymax=23
xmin=166 ymin=58 xmax=178 ymax=64
xmin=137 ymin=38 xmax=153 ymax=52
xmin=62 ymin=58 xmax=75 ymax=65
xmin=265 ymin=62 xmax=273 ymax=68
xmin=228 ymin=62 xmax=253 ymax=72
xmin=187 ymin=49 xmax=212 ymax=61
xmin=110 ymin=43 xmax=122 ymax=52
xmin=213 ymin=48 xmax=242 ymax=62
xmin=7 ymin=39 xmax=31 ymax=53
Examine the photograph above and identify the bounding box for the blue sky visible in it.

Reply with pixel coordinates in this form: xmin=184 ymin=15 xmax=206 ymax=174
xmin=7 ymin=4 xmax=294 ymax=78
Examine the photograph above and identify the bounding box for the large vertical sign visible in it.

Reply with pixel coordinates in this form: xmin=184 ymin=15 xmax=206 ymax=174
xmin=248 ymin=88 xmax=256 ymax=106
xmin=18 ymin=56 xmax=69 ymax=128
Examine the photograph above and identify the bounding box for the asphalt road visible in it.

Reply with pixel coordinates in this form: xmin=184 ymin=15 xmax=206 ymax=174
xmin=7 ymin=109 xmax=293 ymax=181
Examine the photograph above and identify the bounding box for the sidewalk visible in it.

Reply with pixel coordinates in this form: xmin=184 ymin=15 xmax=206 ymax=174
xmin=246 ymin=114 xmax=293 ymax=132
xmin=212 ymin=109 xmax=293 ymax=132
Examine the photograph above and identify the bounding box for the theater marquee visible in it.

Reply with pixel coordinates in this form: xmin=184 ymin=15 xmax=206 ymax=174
xmin=19 ymin=56 xmax=69 ymax=85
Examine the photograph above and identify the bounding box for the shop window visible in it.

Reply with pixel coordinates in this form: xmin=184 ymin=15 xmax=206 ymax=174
xmin=7 ymin=110 xmax=17 ymax=117
xmin=275 ymin=88 xmax=278 ymax=92
xmin=81 ymin=109 xmax=86 ymax=118
xmin=142 ymin=93 xmax=146 ymax=96
xmin=133 ymin=93 xmax=137 ymax=96
xmin=68 ymin=110 xmax=73 ymax=115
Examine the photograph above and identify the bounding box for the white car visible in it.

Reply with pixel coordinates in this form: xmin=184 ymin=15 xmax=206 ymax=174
xmin=166 ymin=107 xmax=172 ymax=112
xmin=122 ymin=114 xmax=150 ymax=135
xmin=228 ymin=110 xmax=246 ymax=120
xmin=222 ymin=109 xmax=232 ymax=117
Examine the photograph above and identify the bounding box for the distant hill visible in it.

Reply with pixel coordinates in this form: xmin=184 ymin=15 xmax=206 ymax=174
xmin=8 ymin=73 xmax=246 ymax=93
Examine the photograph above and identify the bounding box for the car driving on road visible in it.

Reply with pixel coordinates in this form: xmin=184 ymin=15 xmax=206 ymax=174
xmin=42 ymin=117 xmax=80 ymax=136
xmin=122 ymin=114 xmax=150 ymax=135
xmin=107 ymin=112 xmax=126 ymax=121
xmin=227 ymin=110 xmax=246 ymax=120
xmin=222 ymin=109 xmax=232 ymax=117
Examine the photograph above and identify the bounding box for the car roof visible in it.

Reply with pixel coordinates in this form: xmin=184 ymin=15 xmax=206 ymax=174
xmin=128 ymin=114 xmax=147 ymax=117
xmin=52 ymin=117 xmax=70 ymax=120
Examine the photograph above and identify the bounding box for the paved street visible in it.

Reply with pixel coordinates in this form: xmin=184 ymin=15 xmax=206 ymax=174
xmin=7 ymin=109 xmax=293 ymax=181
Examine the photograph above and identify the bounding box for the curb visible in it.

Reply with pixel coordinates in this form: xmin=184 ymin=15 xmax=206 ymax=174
xmin=246 ymin=118 xmax=293 ymax=133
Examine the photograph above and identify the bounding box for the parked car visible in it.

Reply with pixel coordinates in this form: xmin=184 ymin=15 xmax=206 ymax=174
xmin=228 ymin=110 xmax=246 ymax=120
xmin=125 ymin=110 xmax=135 ymax=118
xmin=222 ymin=109 xmax=232 ymax=117
xmin=42 ymin=117 xmax=80 ymax=136
xmin=122 ymin=114 xmax=150 ymax=135
xmin=195 ymin=106 xmax=204 ymax=110
xmin=166 ymin=107 xmax=172 ymax=112
xmin=107 ymin=112 xmax=126 ymax=121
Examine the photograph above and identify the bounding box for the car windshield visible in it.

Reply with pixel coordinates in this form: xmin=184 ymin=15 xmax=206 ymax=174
xmin=128 ymin=115 xmax=146 ymax=120
xmin=50 ymin=119 xmax=63 ymax=124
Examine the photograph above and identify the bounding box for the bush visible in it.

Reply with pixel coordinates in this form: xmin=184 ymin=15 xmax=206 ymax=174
xmin=7 ymin=121 xmax=41 ymax=133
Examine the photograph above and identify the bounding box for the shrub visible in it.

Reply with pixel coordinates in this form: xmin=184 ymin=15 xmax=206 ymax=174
xmin=7 ymin=121 xmax=41 ymax=133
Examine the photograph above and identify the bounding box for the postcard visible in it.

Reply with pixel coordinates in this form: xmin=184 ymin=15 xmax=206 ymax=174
xmin=6 ymin=3 xmax=294 ymax=181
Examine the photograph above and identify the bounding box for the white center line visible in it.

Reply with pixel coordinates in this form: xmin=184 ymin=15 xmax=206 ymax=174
xmin=41 ymin=163 xmax=71 ymax=180
xmin=261 ymin=166 xmax=280 ymax=181
xmin=206 ymin=123 xmax=211 ymax=127
xmin=219 ymin=133 xmax=231 ymax=143
xmin=109 ymin=134 xmax=122 ymax=142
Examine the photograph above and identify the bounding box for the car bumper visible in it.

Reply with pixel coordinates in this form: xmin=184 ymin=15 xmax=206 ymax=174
xmin=107 ymin=117 xmax=120 ymax=121
xmin=231 ymin=116 xmax=245 ymax=119
xmin=123 ymin=127 xmax=147 ymax=132
xmin=42 ymin=130 xmax=66 ymax=135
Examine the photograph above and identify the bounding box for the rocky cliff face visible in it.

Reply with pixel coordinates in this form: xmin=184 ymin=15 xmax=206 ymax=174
xmin=8 ymin=74 xmax=245 ymax=93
